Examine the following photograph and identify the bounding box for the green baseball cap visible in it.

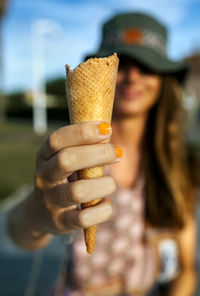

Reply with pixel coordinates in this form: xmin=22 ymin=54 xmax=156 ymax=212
xmin=85 ymin=12 xmax=188 ymax=83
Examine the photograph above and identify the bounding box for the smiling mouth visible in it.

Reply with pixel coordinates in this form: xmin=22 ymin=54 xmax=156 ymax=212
xmin=120 ymin=89 xmax=143 ymax=100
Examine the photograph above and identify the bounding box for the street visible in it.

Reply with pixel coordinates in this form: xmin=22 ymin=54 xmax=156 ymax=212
xmin=0 ymin=197 xmax=200 ymax=296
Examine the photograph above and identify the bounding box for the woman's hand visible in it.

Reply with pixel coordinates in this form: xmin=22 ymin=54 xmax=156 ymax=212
xmin=30 ymin=121 xmax=120 ymax=238
xmin=7 ymin=122 xmax=120 ymax=250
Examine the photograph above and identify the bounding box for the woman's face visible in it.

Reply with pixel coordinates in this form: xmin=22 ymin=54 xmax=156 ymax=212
xmin=114 ymin=56 xmax=162 ymax=117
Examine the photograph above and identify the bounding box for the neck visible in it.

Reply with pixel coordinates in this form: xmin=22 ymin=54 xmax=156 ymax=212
xmin=111 ymin=114 xmax=147 ymax=151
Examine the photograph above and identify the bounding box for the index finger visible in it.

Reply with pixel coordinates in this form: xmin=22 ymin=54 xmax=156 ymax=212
xmin=37 ymin=121 xmax=112 ymax=161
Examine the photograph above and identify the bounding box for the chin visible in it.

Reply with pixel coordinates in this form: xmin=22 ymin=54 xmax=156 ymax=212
xmin=114 ymin=104 xmax=145 ymax=117
xmin=113 ymin=109 xmax=144 ymax=119
xmin=114 ymin=98 xmax=154 ymax=118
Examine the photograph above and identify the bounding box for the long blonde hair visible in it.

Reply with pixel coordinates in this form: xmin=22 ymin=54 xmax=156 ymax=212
xmin=144 ymin=76 xmax=191 ymax=229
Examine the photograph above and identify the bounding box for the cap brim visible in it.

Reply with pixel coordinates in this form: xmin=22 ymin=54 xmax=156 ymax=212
xmin=84 ymin=45 xmax=189 ymax=84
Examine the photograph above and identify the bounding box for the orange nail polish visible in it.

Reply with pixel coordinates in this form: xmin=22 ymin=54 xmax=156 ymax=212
xmin=98 ymin=122 xmax=111 ymax=135
xmin=115 ymin=146 xmax=123 ymax=158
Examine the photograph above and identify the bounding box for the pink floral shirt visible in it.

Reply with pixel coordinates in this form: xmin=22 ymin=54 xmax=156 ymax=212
xmin=50 ymin=172 xmax=179 ymax=296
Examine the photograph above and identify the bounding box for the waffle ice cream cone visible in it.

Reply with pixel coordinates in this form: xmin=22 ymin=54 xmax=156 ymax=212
xmin=65 ymin=53 xmax=119 ymax=254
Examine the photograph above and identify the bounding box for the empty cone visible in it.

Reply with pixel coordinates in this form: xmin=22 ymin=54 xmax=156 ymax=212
xmin=65 ymin=53 xmax=119 ymax=254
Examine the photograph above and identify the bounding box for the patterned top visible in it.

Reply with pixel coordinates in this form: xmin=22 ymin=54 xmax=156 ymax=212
xmin=50 ymin=171 xmax=179 ymax=296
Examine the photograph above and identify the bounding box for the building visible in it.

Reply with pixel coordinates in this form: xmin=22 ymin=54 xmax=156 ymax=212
xmin=183 ymin=52 xmax=200 ymax=135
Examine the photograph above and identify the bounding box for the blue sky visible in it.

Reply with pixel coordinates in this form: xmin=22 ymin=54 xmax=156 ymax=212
xmin=2 ymin=0 xmax=200 ymax=93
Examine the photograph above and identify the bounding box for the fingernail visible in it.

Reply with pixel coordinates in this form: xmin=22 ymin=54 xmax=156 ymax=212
xmin=115 ymin=146 xmax=123 ymax=159
xmin=98 ymin=122 xmax=112 ymax=135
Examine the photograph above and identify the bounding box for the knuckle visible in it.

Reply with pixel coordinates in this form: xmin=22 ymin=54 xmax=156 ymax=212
xmin=76 ymin=124 xmax=87 ymax=142
xmin=35 ymin=175 xmax=44 ymax=189
xmin=34 ymin=174 xmax=50 ymax=191
xmin=48 ymin=129 xmax=60 ymax=152
xmin=108 ymin=177 xmax=117 ymax=193
xmin=56 ymin=151 xmax=64 ymax=169
xmin=70 ymin=181 xmax=86 ymax=203
xmin=78 ymin=201 xmax=113 ymax=229
xmin=57 ymin=150 xmax=73 ymax=172
xmin=101 ymin=144 xmax=112 ymax=163
xmin=47 ymin=203 xmax=68 ymax=232
xmin=76 ymin=123 xmax=93 ymax=143
xmin=78 ymin=211 xmax=88 ymax=228
xmin=51 ymin=213 xmax=65 ymax=232
xmin=105 ymin=202 xmax=113 ymax=219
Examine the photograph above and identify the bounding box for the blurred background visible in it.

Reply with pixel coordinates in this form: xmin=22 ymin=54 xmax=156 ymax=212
xmin=0 ymin=0 xmax=199 ymax=295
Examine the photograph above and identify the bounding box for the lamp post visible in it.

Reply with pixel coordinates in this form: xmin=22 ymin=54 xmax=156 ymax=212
xmin=31 ymin=19 xmax=61 ymax=135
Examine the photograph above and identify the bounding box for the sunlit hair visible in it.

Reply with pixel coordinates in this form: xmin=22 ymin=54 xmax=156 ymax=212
xmin=143 ymin=76 xmax=192 ymax=229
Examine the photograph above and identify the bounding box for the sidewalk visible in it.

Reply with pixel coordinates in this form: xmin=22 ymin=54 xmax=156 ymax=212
xmin=1 ymin=189 xmax=200 ymax=295
xmin=0 ymin=186 xmax=67 ymax=296
xmin=0 ymin=210 xmax=66 ymax=296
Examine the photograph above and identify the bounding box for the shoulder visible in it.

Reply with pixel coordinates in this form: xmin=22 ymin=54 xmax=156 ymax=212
xmin=175 ymin=213 xmax=197 ymax=269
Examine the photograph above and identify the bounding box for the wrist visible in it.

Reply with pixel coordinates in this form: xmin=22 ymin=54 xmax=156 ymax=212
xmin=25 ymin=190 xmax=52 ymax=239
xmin=7 ymin=191 xmax=52 ymax=250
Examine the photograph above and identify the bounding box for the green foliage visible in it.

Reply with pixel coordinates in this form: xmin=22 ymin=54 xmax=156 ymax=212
xmin=5 ymin=77 xmax=69 ymax=121
xmin=46 ymin=77 xmax=66 ymax=97
xmin=6 ymin=92 xmax=28 ymax=112
xmin=0 ymin=121 xmax=42 ymax=201
xmin=46 ymin=77 xmax=67 ymax=109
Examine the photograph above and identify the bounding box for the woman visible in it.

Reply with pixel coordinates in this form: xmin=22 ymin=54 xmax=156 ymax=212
xmin=7 ymin=12 xmax=197 ymax=296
